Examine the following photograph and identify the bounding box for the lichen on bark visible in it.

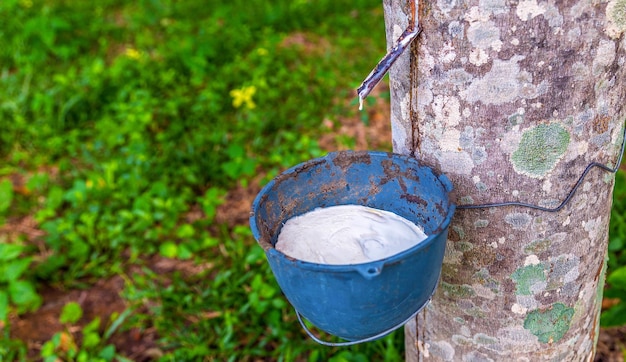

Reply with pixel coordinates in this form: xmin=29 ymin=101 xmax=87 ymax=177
xmin=511 ymin=123 xmax=570 ymax=178
xmin=383 ymin=0 xmax=626 ymax=359
xmin=523 ymin=303 xmax=575 ymax=344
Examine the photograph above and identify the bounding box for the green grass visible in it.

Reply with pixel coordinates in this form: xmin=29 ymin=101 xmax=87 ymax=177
xmin=603 ymin=169 xmax=626 ymax=327
xmin=0 ymin=0 xmax=407 ymax=360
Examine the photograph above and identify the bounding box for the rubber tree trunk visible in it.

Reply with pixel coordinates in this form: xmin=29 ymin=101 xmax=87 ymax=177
xmin=382 ymin=0 xmax=626 ymax=360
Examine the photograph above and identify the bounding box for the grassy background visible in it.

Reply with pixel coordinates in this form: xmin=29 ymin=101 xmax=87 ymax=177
xmin=0 ymin=0 xmax=625 ymax=361
xmin=0 ymin=0 xmax=404 ymax=360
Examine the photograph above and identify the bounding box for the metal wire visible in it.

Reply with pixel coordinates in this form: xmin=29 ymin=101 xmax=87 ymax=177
xmin=295 ymin=129 xmax=624 ymax=346
xmin=457 ymin=126 xmax=626 ymax=212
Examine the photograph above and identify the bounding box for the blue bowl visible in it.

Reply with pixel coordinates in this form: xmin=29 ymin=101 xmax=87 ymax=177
xmin=250 ymin=151 xmax=455 ymax=342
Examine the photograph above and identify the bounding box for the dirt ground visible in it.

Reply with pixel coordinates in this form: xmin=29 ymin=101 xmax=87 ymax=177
xmin=9 ymin=276 xmax=160 ymax=361
xmin=3 ymin=88 xmax=626 ymax=361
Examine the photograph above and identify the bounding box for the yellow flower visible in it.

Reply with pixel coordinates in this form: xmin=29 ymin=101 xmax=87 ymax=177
xmin=19 ymin=0 xmax=33 ymax=8
xmin=229 ymin=86 xmax=257 ymax=109
xmin=256 ymin=48 xmax=268 ymax=56
xmin=125 ymin=48 xmax=142 ymax=60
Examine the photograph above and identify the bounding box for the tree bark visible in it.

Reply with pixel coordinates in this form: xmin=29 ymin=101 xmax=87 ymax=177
xmin=382 ymin=0 xmax=626 ymax=360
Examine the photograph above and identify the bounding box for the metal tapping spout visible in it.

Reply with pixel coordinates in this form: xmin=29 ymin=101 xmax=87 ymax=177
xmin=357 ymin=0 xmax=421 ymax=110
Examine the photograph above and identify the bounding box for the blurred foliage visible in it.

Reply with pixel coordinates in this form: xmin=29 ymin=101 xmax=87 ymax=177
xmin=602 ymin=169 xmax=626 ymax=327
xmin=40 ymin=302 xmax=131 ymax=362
xmin=0 ymin=0 xmax=407 ymax=360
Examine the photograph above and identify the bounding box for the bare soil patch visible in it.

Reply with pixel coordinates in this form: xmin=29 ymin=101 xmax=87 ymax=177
xmin=9 ymin=276 xmax=158 ymax=361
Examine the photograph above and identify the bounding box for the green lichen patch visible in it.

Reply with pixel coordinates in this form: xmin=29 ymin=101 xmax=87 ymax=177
xmin=456 ymin=241 xmax=474 ymax=252
xmin=607 ymin=0 xmax=626 ymax=35
xmin=505 ymin=212 xmax=532 ymax=230
xmin=442 ymin=282 xmax=476 ymax=299
xmin=474 ymin=333 xmax=498 ymax=345
xmin=453 ymin=225 xmax=466 ymax=239
xmin=464 ymin=306 xmax=486 ymax=318
xmin=508 ymin=112 xmax=525 ymax=126
xmin=511 ymin=263 xmax=547 ymax=295
xmin=523 ymin=303 xmax=575 ymax=343
xmin=474 ymin=268 xmax=500 ymax=292
xmin=511 ymin=123 xmax=570 ymax=178
xmin=474 ymin=219 xmax=489 ymax=228
xmin=475 ymin=182 xmax=488 ymax=192
xmin=452 ymin=334 xmax=473 ymax=346
xmin=524 ymin=238 xmax=551 ymax=254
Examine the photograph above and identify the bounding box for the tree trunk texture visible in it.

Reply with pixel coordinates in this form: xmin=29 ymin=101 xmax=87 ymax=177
xmin=382 ymin=0 xmax=626 ymax=360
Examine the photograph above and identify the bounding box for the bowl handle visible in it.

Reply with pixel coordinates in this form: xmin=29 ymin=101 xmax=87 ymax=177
xmin=355 ymin=262 xmax=385 ymax=280
xmin=295 ymin=298 xmax=431 ymax=346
